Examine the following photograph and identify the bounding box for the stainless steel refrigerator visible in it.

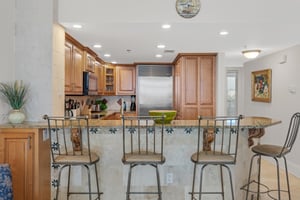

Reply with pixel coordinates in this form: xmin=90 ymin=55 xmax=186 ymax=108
xmin=137 ymin=65 xmax=173 ymax=116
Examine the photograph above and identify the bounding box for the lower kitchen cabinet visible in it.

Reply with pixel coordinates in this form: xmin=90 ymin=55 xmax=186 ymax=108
xmin=0 ymin=128 xmax=50 ymax=200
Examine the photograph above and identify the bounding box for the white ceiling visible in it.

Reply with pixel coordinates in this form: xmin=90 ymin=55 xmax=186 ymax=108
xmin=58 ymin=0 xmax=300 ymax=66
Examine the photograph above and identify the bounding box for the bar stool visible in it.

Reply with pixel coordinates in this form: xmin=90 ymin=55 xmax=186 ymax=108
xmin=44 ymin=115 xmax=102 ymax=200
xmin=242 ymin=112 xmax=300 ymax=200
xmin=0 ymin=163 xmax=13 ymax=200
xmin=190 ymin=115 xmax=243 ymax=200
xmin=121 ymin=115 xmax=165 ymax=200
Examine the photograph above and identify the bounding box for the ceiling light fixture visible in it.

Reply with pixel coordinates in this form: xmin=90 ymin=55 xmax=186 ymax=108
xmin=219 ymin=31 xmax=229 ymax=36
xmin=157 ymin=44 xmax=166 ymax=49
xmin=104 ymin=54 xmax=111 ymax=57
xmin=161 ymin=24 xmax=171 ymax=29
xmin=93 ymin=44 xmax=102 ymax=48
xmin=155 ymin=54 xmax=162 ymax=58
xmin=72 ymin=24 xmax=82 ymax=29
xmin=242 ymin=49 xmax=261 ymax=59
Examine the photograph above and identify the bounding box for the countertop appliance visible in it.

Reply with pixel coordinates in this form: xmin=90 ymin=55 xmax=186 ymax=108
xmin=137 ymin=65 xmax=173 ymax=116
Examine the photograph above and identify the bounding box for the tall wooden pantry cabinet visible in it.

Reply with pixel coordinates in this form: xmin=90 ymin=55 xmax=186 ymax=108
xmin=174 ymin=54 xmax=216 ymax=120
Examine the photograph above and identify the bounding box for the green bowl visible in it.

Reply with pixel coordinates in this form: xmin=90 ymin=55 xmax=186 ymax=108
xmin=149 ymin=110 xmax=177 ymax=124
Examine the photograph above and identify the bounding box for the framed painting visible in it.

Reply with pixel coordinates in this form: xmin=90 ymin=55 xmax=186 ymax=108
xmin=251 ymin=69 xmax=272 ymax=102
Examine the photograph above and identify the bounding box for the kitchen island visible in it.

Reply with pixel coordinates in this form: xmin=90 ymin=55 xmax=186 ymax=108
xmin=0 ymin=116 xmax=281 ymax=200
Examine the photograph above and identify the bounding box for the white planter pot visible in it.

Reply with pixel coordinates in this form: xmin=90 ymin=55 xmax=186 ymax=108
xmin=8 ymin=109 xmax=26 ymax=124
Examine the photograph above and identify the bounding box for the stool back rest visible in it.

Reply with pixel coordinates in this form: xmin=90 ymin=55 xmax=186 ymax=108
xmin=196 ymin=115 xmax=243 ymax=163
xmin=281 ymin=112 xmax=300 ymax=155
xmin=122 ymin=115 xmax=165 ymax=161
xmin=43 ymin=115 xmax=93 ymax=163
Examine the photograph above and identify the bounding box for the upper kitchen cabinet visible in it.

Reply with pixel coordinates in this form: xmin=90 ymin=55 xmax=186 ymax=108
xmin=65 ymin=33 xmax=84 ymax=95
xmin=103 ymin=64 xmax=116 ymax=95
xmin=116 ymin=65 xmax=136 ymax=95
xmin=83 ymin=47 xmax=97 ymax=73
xmin=95 ymin=57 xmax=105 ymax=95
xmin=174 ymin=54 xmax=216 ymax=120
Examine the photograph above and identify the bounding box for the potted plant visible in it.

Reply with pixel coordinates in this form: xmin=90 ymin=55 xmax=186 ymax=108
xmin=0 ymin=80 xmax=29 ymax=123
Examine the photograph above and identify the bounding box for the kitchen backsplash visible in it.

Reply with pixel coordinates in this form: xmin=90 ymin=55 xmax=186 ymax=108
xmin=65 ymin=95 xmax=132 ymax=115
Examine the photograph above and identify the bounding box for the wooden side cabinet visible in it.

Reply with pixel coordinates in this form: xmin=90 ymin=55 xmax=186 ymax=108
xmin=0 ymin=128 xmax=50 ymax=200
xmin=116 ymin=65 xmax=136 ymax=95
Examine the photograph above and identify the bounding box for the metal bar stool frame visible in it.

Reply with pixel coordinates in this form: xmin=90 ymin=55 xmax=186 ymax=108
xmin=190 ymin=115 xmax=243 ymax=200
xmin=242 ymin=112 xmax=300 ymax=200
xmin=44 ymin=115 xmax=102 ymax=200
xmin=121 ymin=115 xmax=165 ymax=200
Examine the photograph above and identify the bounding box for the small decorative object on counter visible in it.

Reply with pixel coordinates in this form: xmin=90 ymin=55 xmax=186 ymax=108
xmin=0 ymin=80 xmax=29 ymax=124
xmin=123 ymin=101 xmax=126 ymax=111
xmin=130 ymin=95 xmax=136 ymax=111
xmin=96 ymin=98 xmax=108 ymax=111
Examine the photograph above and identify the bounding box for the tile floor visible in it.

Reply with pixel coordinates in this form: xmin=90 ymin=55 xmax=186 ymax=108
xmin=243 ymin=159 xmax=300 ymax=200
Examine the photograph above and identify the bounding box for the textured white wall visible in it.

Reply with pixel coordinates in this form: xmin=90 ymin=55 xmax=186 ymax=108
xmin=243 ymin=44 xmax=300 ymax=176
xmin=0 ymin=1 xmax=15 ymax=123
xmin=14 ymin=0 xmax=54 ymax=121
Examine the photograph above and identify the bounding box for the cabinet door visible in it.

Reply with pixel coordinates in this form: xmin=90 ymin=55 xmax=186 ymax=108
xmin=104 ymin=65 xmax=116 ymax=95
xmin=84 ymin=52 xmax=96 ymax=73
xmin=72 ymin=46 xmax=84 ymax=94
xmin=198 ymin=56 xmax=216 ymax=116
xmin=64 ymin=41 xmax=73 ymax=93
xmin=95 ymin=62 xmax=104 ymax=95
xmin=116 ymin=66 xmax=136 ymax=95
xmin=174 ymin=59 xmax=182 ymax=119
xmin=182 ymin=56 xmax=199 ymax=119
xmin=0 ymin=132 xmax=33 ymax=200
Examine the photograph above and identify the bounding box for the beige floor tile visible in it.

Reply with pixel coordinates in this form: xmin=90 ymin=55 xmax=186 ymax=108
xmin=245 ymin=159 xmax=300 ymax=200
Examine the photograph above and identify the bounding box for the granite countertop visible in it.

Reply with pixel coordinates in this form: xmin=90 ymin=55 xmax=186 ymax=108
xmin=0 ymin=116 xmax=281 ymax=129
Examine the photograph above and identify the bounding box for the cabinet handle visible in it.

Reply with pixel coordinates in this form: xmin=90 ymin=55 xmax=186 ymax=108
xmin=28 ymin=136 xmax=32 ymax=149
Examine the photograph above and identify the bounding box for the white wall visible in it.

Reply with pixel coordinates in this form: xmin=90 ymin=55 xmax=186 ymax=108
xmin=0 ymin=0 xmax=61 ymax=123
xmin=0 ymin=1 xmax=15 ymax=122
xmin=243 ymin=44 xmax=300 ymax=176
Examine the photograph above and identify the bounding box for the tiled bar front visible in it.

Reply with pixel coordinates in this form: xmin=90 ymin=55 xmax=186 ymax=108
xmin=51 ymin=124 xmax=253 ymax=200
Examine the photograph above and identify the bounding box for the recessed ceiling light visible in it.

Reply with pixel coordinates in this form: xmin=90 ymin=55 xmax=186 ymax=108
xmin=72 ymin=24 xmax=82 ymax=29
xmin=162 ymin=24 xmax=171 ymax=29
xmin=155 ymin=54 xmax=162 ymax=58
xmin=157 ymin=44 xmax=166 ymax=49
xmin=93 ymin=44 xmax=102 ymax=48
xmin=111 ymin=61 xmax=117 ymax=64
xmin=104 ymin=54 xmax=111 ymax=57
xmin=219 ymin=30 xmax=229 ymax=36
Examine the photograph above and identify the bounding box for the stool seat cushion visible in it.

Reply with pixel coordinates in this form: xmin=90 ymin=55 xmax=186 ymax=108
xmin=122 ymin=152 xmax=165 ymax=164
xmin=0 ymin=164 xmax=13 ymax=200
xmin=191 ymin=151 xmax=235 ymax=164
xmin=54 ymin=152 xmax=100 ymax=164
xmin=252 ymin=144 xmax=289 ymax=157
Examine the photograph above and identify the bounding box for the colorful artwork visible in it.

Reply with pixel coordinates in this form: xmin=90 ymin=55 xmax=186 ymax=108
xmin=251 ymin=69 xmax=272 ymax=102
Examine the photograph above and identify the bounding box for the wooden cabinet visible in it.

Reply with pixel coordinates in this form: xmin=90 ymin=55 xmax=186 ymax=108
xmin=83 ymin=47 xmax=97 ymax=73
xmin=174 ymin=54 xmax=216 ymax=119
xmin=116 ymin=65 xmax=136 ymax=95
xmin=103 ymin=65 xmax=116 ymax=95
xmin=95 ymin=58 xmax=105 ymax=95
xmin=0 ymin=128 xmax=50 ymax=200
xmin=65 ymin=33 xmax=84 ymax=95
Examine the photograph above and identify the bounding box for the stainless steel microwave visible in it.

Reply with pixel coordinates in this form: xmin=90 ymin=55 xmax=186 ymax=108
xmin=83 ymin=71 xmax=98 ymax=95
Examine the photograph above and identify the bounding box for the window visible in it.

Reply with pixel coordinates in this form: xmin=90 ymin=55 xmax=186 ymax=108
xmin=226 ymin=70 xmax=238 ymax=116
